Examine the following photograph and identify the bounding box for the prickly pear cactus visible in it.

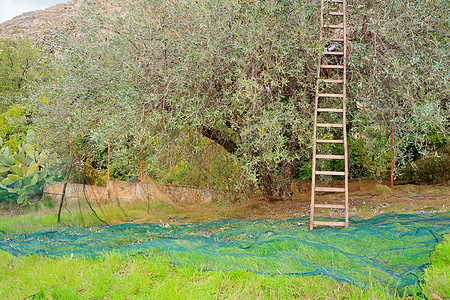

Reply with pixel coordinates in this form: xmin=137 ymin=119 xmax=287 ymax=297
xmin=0 ymin=131 xmax=53 ymax=206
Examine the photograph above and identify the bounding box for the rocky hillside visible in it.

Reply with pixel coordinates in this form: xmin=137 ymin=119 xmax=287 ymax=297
xmin=0 ymin=1 xmax=83 ymax=40
xmin=0 ymin=0 xmax=121 ymax=41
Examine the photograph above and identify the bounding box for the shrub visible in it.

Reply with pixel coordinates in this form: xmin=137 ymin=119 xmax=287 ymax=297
xmin=401 ymin=145 xmax=450 ymax=185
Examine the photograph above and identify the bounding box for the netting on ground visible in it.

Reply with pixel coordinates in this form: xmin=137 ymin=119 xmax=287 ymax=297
xmin=1 ymin=212 xmax=449 ymax=295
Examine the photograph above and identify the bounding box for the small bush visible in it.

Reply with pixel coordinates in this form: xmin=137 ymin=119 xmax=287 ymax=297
xmin=401 ymin=145 xmax=450 ymax=184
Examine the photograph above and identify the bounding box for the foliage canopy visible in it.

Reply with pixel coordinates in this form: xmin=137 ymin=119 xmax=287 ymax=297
xmin=33 ymin=0 xmax=448 ymax=195
xmin=0 ymin=39 xmax=53 ymax=152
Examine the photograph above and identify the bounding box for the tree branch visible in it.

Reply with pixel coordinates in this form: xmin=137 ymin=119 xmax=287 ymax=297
xmin=200 ymin=126 xmax=238 ymax=154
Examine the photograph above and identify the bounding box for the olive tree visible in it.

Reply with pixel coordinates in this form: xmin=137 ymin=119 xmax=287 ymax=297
xmin=33 ymin=0 xmax=448 ymax=195
xmin=34 ymin=0 xmax=319 ymax=195
xmin=347 ymin=0 xmax=448 ymax=178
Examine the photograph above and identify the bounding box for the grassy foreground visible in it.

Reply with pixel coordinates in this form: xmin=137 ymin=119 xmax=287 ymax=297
xmin=1 ymin=251 xmax=395 ymax=300
xmin=0 ymin=204 xmax=449 ymax=299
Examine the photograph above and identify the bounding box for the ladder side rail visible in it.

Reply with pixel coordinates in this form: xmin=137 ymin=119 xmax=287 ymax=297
xmin=319 ymin=0 xmax=324 ymax=41
xmin=310 ymin=0 xmax=326 ymax=231
xmin=342 ymin=0 xmax=349 ymax=227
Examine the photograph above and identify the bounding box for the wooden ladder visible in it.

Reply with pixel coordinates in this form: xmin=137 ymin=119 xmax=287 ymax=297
xmin=310 ymin=0 xmax=348 ymax=230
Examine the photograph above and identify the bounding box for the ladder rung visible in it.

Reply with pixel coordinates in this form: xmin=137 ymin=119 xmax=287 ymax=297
xmin=316 ymin=154 xmax=345 ymax=159
xmin=313 ymin=221 xmax=346 ymax=227
xmin=323 ymin=51 xmax=344 ymax=55
xmin=325 ymin=0 xmax=343 ymax=2
xmin=323 ymin=25 xmax=344 ymax=29
xmin=320 ymin=64 xmax=344 ymax=69
xmin=314 ymin=187 xmax=346 ymax=193
xmin=317 ymin=108 xmax=344 ymax=113
xmin=319 ymin=79 xmax=344 ymax=83
xmin=316 ymin=139 xmax=344 ymax=143
xmin=329 ymin=38 xmax=345 ymax=42
xmin=318 ymin=93 xmax=344 ymax=97
xmin=316 ymin=171 xmax=345 ymax=176
xmin=317 ymin=123 xmax=343 ymax=128
xmin=329 ymin=12 xmax=344 ymax=16
xmin=314 ymin=203 xmax=346 ymax=208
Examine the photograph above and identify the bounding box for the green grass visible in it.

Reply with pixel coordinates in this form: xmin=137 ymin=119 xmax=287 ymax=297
xmin=0 ymin=203 xmax=60 ymax=234
xmin=424 ymin=235 xmax=450 ymax=298
xmin=0 ymin=251 xmax=395 ymax=300
xmin=1 ymin=205 xmax=449 ymax=299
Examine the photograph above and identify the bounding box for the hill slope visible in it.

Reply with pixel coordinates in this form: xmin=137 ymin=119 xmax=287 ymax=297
xmin=0 ymin=0 xmax=86 ymax=40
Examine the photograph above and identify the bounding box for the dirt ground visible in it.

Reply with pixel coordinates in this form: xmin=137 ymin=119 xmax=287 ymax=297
xmin=2 ymin=180 xmax=447 ymax=227
xmin=150 ymin=181 xmax=449 ymax=224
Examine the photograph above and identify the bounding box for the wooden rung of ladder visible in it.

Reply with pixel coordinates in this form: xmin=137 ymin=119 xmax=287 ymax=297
xmin=316 ymin=139 xmax=344 ymax=143
xmin=330 ymin=38 xmax=344 ymax=42
xmin=323 ymin=51 xmax=344 ymax=55
xmin=317 ymin=123 xmax=343 ymax=128
xmin=325 ymin=0 xmax=344 ymax=3
xmin=329 ymin=12 xmax=344 ymax=16
xmin=319 ymin=79 xmax=344 ymax=83
xmin=316 ymin=154 xmax=345 ymax=159
xmin=316 ymin=171 xmax=345 ymax=176
xmin=315 ymin=187 xmax=345 ymax=192
xmin=320 ymin=64 xmax=344 ymax=69
xmin=318 ymin=93 xmax=343 ymax=97
xmin=313 ymin=221 xmax=346 ymax=227
xmin=323 ymin=25 xmax=344 ymax=29
xmin=317 ymin=108 xmax=343 ymax=112
xmin=314 ymin=204 xmax=345 ymax=208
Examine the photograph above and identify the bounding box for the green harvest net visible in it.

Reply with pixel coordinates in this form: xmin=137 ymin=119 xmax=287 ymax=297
xmin=1 ymin=211 xmax=449 ymax=295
